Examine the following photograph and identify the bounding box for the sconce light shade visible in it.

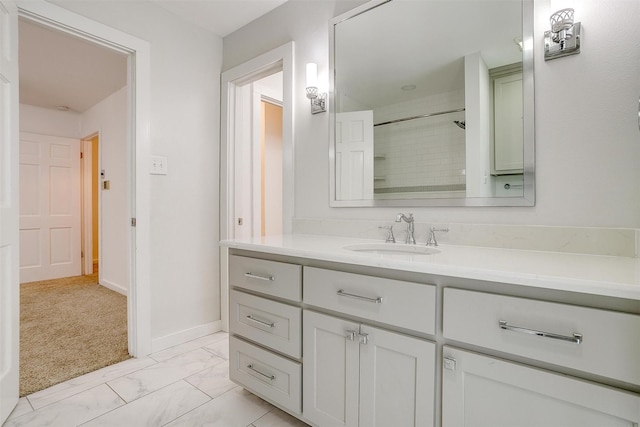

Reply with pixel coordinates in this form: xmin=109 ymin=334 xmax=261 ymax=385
xmin=544 ymin=8 xmax=581 ymax=61
xmin=305 ymin=62 xmax=326 ymax=114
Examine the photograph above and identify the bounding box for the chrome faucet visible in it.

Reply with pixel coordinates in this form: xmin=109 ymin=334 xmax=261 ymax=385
xmin=395 ymin=213 xmax=416 ymax=244
xmin=427 ymin=227 xmax=449 ymax=246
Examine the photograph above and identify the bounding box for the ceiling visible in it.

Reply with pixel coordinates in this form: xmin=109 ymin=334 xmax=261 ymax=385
xmin=19 ymin=0 xmax=288 ymax=113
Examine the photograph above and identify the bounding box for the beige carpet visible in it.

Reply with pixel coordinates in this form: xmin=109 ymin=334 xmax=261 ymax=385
xmin=20 ymin=274 xmax=130 ymax=396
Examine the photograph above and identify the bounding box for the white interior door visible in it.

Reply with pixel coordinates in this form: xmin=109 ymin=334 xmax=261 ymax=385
xmin=335 ymin=111 xmax=374 ymax=200
xmin=19 ymin=132 xmax=81 ymax=283
xmin=0 ymin=0 xmax=20 ymax=422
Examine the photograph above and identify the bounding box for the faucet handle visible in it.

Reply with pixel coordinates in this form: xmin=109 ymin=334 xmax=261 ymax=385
xmin=379 ymin=225 xmax=396 ymax=243
xmin=427 ymin=227 xmax=449 ymax=247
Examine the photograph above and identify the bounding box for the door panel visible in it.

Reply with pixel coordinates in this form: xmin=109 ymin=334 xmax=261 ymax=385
xmin=0 ymin=0 xmax=19 ymax=422
xmin=303 ymin=310 xmax=359 ymax=427
xmin=359 ymin=325 xmax=436 ymax=427
xmin=442 ymin=346 xmax=640 ymax=427
xmin=19 ymin=132 xmax=81 ymax=282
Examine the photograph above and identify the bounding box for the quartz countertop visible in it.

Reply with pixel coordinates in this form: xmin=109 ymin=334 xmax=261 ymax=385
xmin=220 ymin=234 xmax=640 ymax=301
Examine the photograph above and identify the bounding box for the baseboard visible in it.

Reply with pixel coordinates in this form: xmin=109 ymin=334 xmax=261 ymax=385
xmin=151 ymin=320 xmax=223 ymax=354
xmin=100 ymin=279 xmax=127 ymax=296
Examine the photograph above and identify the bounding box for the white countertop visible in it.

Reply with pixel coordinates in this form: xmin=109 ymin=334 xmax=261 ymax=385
xmin=220 ymin=234 xmax=640 ymax=301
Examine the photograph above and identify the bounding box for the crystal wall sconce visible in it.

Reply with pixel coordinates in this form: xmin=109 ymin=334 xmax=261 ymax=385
xmin=305 ymin=63 xmax=326 ymax=114
xmin=544 ymin=8 xmax=581 ymax=61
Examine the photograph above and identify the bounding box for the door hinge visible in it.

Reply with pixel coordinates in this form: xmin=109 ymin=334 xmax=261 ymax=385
xmin=80 ymin=151 xmax=84 ymax=159
xmin=131 ymin=217 xmax=137 ymax=227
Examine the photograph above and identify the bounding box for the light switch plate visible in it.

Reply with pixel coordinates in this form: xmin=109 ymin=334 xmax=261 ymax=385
xmin=150 ymin=155 xmax=168 ymax=175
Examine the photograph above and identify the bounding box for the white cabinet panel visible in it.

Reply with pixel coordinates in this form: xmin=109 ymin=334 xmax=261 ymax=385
xmin=303 ymin=310 xmax=436 ymax=427
xmin=442 ymin=346 xmax=640 ymax=427
xmin=229 ymin=255 xmax=302 ymax=301
xmin=304 ymin=267 xmax=436 ymax=334
xmin=229 ymin=289 xmax=301 ymax=358
xmin=359 ymin=324 xmax=435 ymax=427
xmin=229 ymin=336 xmax=301 ymax=414
xmin=443 ymin=288 xmax=640 ymax=385
xmin=303 ymin=310 xmax=359 ymax=427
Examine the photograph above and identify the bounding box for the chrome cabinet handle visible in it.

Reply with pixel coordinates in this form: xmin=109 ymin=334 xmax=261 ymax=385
xmin=337 ymin=289 xmax=383 ymax=304
xmin=346 ymin=330 xmax=358 ymax=341
xmin=246 ymin=315 xmax=275 ymax=328
xmin=499 ymin=320 xmax=583 ymax=344
xmin=244 ymin=272 xmax=275 ymax=281
xmin=247 ymin=364 xmax=276 ymax=380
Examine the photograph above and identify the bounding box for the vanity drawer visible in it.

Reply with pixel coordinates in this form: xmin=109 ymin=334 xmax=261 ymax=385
xmin=229 ymin=336 xmax=301 ymax=414
xmin=230 ymin=255 xmax=302 ymax=302
xmin=443 ymin=288 xmax=640 ymax=385
xmin=304 ymin=267 xmax=436 ymax=335
xmin=230 ymin=289 xmax=301 ymax=358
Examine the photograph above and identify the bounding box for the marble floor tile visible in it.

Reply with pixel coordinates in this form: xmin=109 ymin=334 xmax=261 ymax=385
xmin=185 ymin=359 xmax=238 ymax=399
xmin=252 ymin=408 xmax=310 ymax=427
xmin=107 ymin=348 xmax=225 ymax=402
xmin=151 ymin=332 xmax=229 ymax=362
xmin=81 ymin=380 xmax=210 ymax=426
xmin=27 ymin=356 xmax=157 ymax=410
xmin=164 ymin=387 xmax=273 ymax=427
xmin=4 ymin=384 xmax=123 ymax=427
xmin=204 ymin=338 xmax=230 ymax=360
xmin=4 ymin=398 xmax=33 ymax=423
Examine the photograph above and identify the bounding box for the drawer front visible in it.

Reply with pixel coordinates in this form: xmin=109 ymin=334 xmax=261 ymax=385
xmin=304 ymin=267 xmax=436 ymax=335
xmin=230 ymin=290 xmax=301 ymax=358
xmin=229 ymin=336 xmax=301 ymax=414
xmin=443 ymin=288 xmax=640 ymax=385
xmin=230 ymin=255 xmax=302 ymax=302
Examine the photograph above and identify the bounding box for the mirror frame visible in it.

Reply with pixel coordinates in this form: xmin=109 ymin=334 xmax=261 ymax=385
xmin=328 ymin=0 xmax=535 ymax=207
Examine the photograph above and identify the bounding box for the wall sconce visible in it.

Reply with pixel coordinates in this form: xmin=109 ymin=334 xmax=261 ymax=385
xmin=544 ymin=8 xmax=581 ymax=61
xmin=305 ymin=63 xmax=326 ymax=114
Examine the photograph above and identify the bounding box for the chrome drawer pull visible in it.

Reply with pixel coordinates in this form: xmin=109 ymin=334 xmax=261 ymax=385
xmin=245 ymin=315 xmax=275 ymax=328
xmin=247 ymin=364 xmax=276 ymax=380
xmin=244 ymin=272 xmax=275 ymax=281
xmin=337 ymin=289 xmax=383 ymax=304
xmin=499 ymin=320 xmax=583 ymax=344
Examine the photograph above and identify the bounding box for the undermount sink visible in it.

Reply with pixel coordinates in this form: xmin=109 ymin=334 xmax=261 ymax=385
xmin=343 ymin=243 xmax=440 ymax=257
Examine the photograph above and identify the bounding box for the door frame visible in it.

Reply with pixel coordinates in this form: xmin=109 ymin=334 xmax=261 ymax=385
xmin=17 ymin=1 xmax=152 ymax=356
xmin=81 ymin=134 xmax=98 ymax=276
xmin=220 ymin=42 xmax=294 ymax=330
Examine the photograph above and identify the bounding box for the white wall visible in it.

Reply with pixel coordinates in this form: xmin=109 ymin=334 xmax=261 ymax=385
xmin=50 ymin=1 xmax=223 ymax=346
xmin=81 ymin=87 xmax=129 ymax=295
xmin=19 ymin=104 xmax=81 ymax=137
xmin=223 ymin=0 xmax=640 ymax=229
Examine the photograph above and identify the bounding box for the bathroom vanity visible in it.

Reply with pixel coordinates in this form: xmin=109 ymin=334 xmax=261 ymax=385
xmin=221 ymin=234 xmax=640 ymax=427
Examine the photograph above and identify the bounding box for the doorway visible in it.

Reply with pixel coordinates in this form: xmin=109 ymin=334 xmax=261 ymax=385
xmin=234 ymin=71 xmax=284 ymax=239
xmin=17 ymin=16 xmax=130 ymax=395
xmin=219 ymin=42 xmax=294 ymax=331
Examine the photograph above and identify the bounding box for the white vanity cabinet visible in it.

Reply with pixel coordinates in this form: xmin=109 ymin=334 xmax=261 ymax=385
xmin=302 ymin=267 xmax=437 ymax=427
xmin=442 ymin=288 xmax=640 ymax=427
xmin=225 ymin=247 xmax=640 ymax=427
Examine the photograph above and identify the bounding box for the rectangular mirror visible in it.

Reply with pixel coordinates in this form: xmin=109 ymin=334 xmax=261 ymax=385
xmin=329 ymin=0 xmax=534 ymax=207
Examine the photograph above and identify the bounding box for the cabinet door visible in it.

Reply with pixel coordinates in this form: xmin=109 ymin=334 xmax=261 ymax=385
xmin=442 ymin=346 xmax=640 ymax=427
xmin=359 ymin=325 xmax=435 ymax=427
xmin=493 ymin=73 xmax=523 ymax=173
xmin=303 ymin=310 xmax=360 ymax=427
